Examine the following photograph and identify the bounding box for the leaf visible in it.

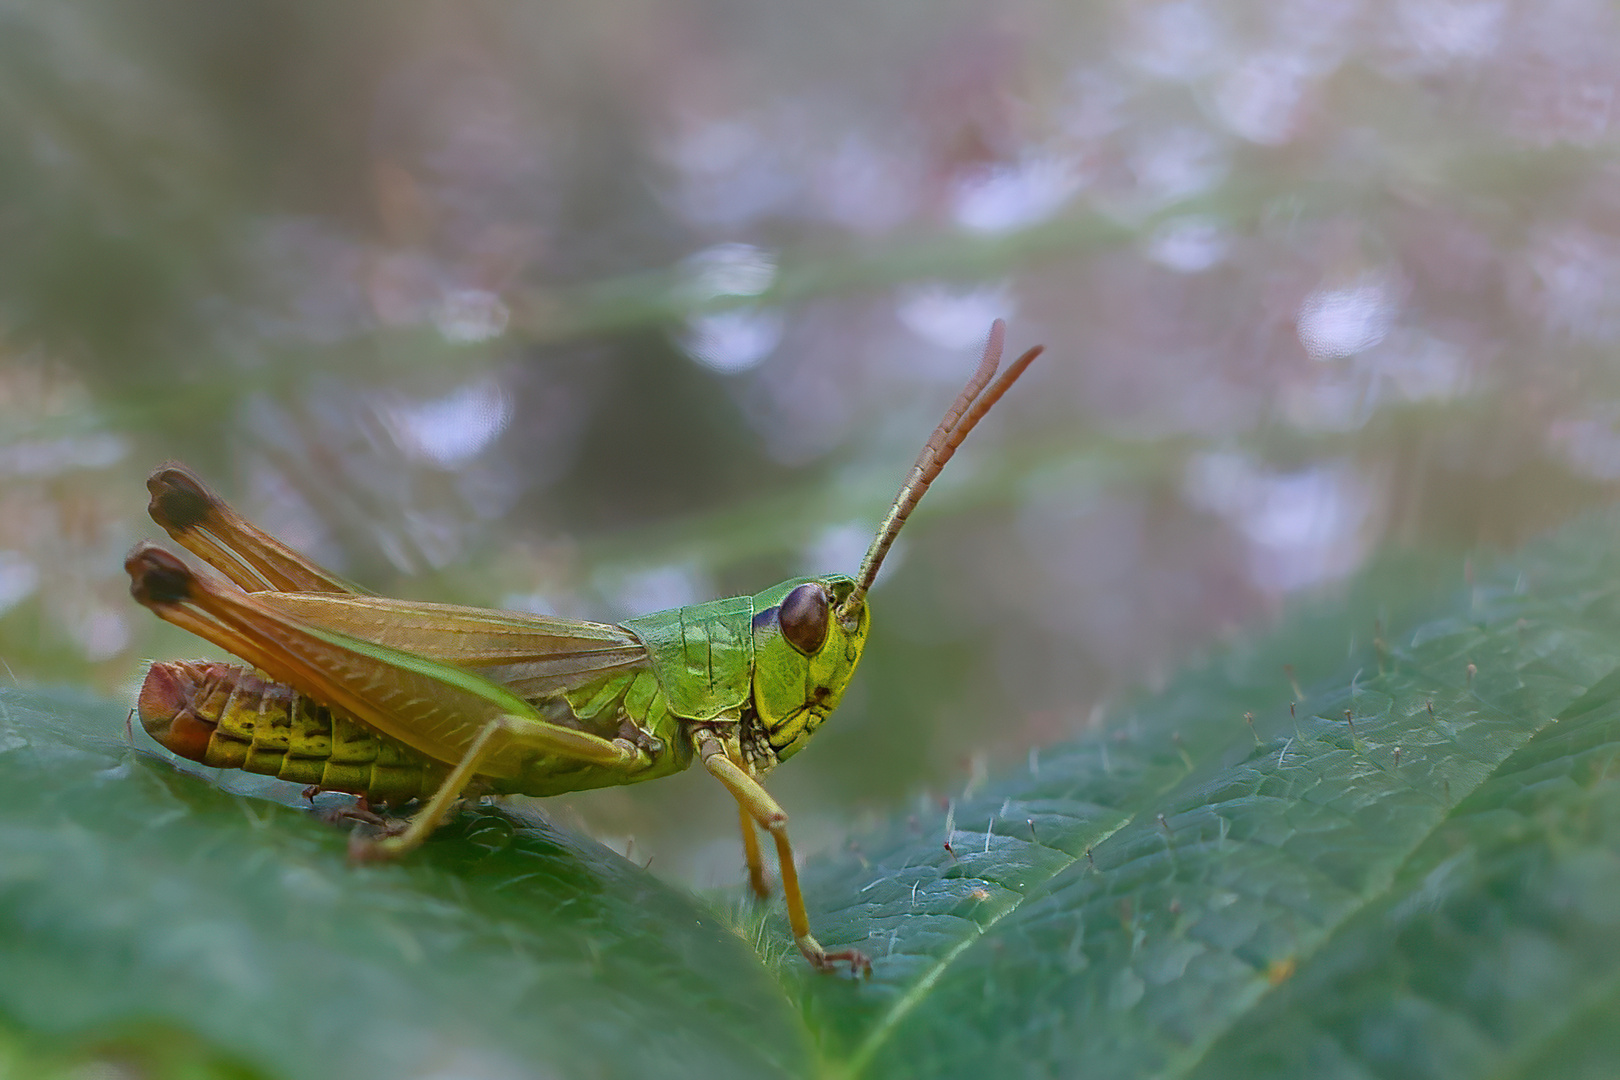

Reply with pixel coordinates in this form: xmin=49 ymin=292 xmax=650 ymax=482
xmin=792 ymin=515 xmax=1620 ymax=1078
xmin=0 ymin=688 xmax=808 ymax=1080
xmin=8 ymin=513 xmax=1620 ymax=1079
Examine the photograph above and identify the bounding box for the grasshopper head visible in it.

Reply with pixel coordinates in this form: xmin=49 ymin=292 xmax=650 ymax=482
xmin=750 ymin=574 xmax=868 ymax=762
xmin=748 ymin=321 xmax=1041 ymax=765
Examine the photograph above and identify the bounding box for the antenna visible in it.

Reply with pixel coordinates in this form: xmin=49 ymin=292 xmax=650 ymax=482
xmin=842 ymin=319 xmax=1043 ymax=618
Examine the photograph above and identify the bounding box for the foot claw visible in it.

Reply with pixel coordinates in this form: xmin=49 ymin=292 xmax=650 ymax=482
xmin=320 ymin=800 xmax=391 ymax=830
xmin=817 ymin=949 xmax=872 ymax=978
xmin=804 ymin=941 xmax=872 ymax=978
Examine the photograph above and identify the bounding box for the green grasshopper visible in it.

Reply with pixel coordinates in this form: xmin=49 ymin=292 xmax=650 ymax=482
xmin=126 ymin=319 xmax=1041 ymax=974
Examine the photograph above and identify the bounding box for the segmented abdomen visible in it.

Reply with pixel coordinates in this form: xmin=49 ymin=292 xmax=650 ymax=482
xmin=139 ymin=659 xmax=450 ymax=803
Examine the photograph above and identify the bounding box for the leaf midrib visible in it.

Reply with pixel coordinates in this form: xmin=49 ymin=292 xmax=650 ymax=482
xmin=825 ymin=813 xmax=1129 ymax=1079
xmin=816 ymin=635 xmax=1579 ymax=1080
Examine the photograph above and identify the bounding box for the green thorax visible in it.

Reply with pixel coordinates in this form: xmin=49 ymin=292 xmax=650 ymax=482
xmin=621 ymin=594 xmax=755 ymax=719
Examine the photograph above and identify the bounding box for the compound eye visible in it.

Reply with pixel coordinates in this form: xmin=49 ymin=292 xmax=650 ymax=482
xmin=778 ymin=582 xmax=830 ymax=655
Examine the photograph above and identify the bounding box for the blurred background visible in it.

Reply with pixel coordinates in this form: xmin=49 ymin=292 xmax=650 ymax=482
xmin=2 ymin=0 xmax=1617 ymax=885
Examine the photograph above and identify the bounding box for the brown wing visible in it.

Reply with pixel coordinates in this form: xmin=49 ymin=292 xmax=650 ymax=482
xmin=260 ymin=593 xmax=651 ymax=698
xmin=146 ymin=463 xmax=367 ymax=595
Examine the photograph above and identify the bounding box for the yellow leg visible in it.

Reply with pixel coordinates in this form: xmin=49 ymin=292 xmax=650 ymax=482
xmin=740 ymin=806 xmax=769 ymax=899
xmin=352 ymin=714 xmax=642 ymax=861
xmin=698 ymin=734 xmax=870 ymax=976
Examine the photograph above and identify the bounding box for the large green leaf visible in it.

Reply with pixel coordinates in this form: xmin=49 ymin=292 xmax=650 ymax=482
xmin=0 ymin=690 xmax=808 ymax=1080
xmin=6 ymin=511 xmax=1620 ymax=1079
xmin=793 ymin=515 xmax=1620 ymax=1078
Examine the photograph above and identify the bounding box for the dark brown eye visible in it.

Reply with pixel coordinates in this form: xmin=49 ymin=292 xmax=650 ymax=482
xmin=778 ymin=582 xmax=830 ymax=655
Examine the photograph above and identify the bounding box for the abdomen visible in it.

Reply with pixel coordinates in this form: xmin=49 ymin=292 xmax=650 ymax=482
xmin=138 ymin=660 xmax=450 ymax=803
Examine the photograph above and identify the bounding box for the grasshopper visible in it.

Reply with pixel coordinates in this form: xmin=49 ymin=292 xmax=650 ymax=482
xmin=126 ymin=320 xmax=1041 ymax=974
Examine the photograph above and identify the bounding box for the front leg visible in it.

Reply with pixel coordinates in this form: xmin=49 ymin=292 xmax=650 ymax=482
xmin=695 ymin=731 xmax=870 ymax=976
xmin=739 ymin=806 xmax=769 ymax=899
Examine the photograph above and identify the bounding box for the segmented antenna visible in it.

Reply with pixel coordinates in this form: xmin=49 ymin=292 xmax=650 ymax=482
xmin=842 ymin=319 xmax=1043 ymax=617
